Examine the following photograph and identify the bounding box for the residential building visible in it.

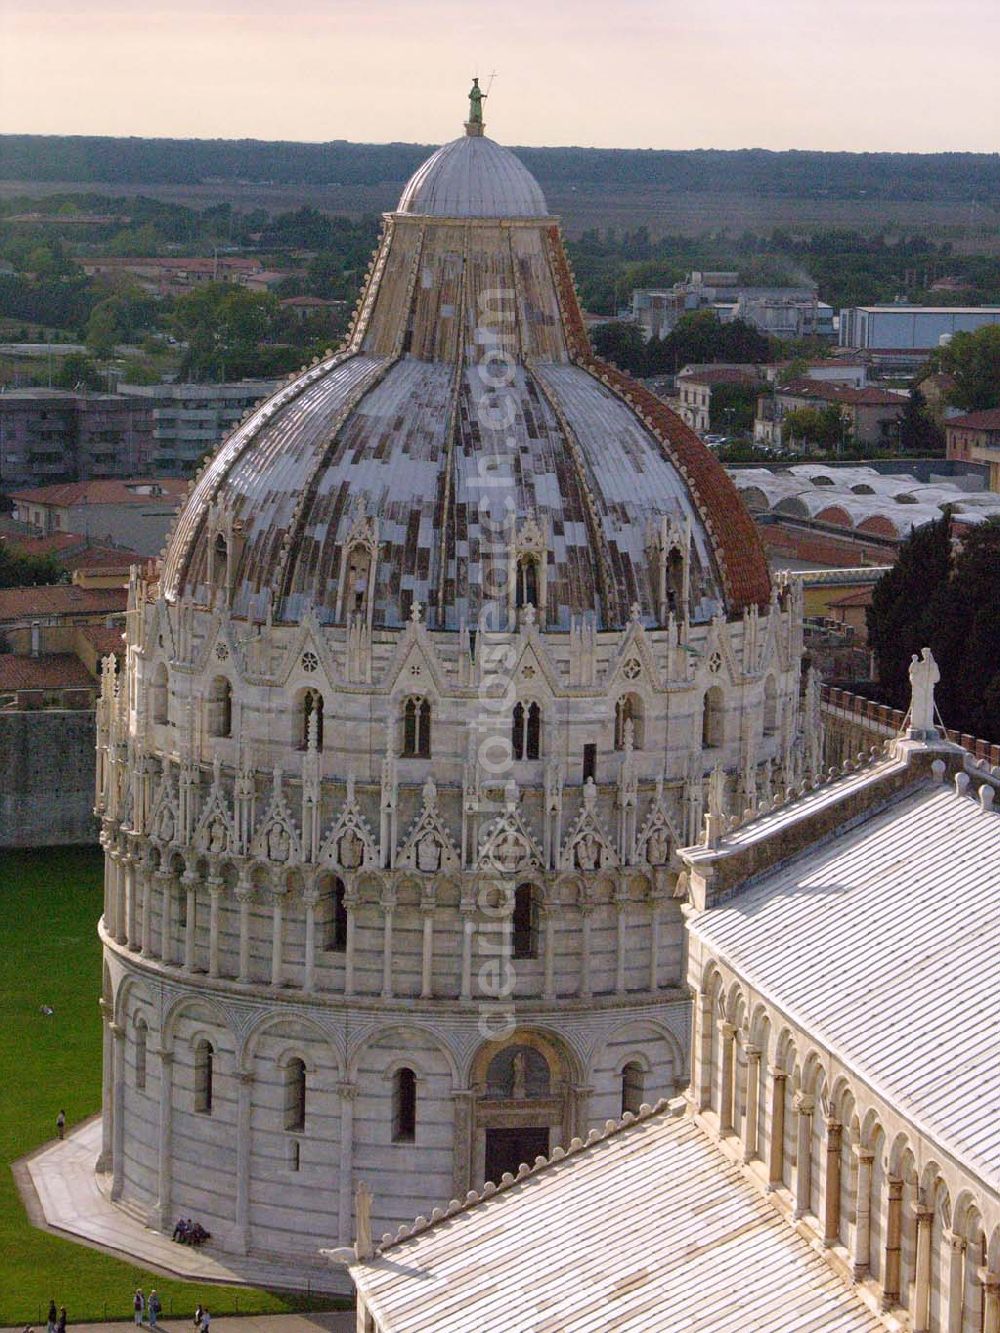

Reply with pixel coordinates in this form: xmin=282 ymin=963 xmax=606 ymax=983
xmin=280 ymin=296 xmax=348 ymax=325
xmin=79 ymin=255 xmax=270 ymax=298
xmin=0 ymin=388 xmax=153 ymax=488
xmin=675 ymin=364 xmax=762 ymax=435
xmin=9 ymin=478 xmax=187 ymax=556
xmin=118 ymin=380 xmax=279 ymax=475
xmin=945 ymin=407 xmax=1000 ymax=490
xmin=754 ymin=379 xmax=906 ymax=450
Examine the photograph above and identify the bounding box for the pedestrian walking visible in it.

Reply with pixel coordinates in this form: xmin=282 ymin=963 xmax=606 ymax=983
xmin=193 ymin=1305 xmax=204 ymax=1331
xmin=148 ymin=1292 xmax=161 ymax=1330
xmin=57 ymin=1308 xmax=67 ymax=1333
xmin=133 ymin=1290 xmax=145 ymax=1325
xmin=200 ymin=1308 xmax=211 ymax=1333
xmin=46 ymin=1300 xmax=57 ymax=1333
xmin=55 ymin=1110 xmax=66 ymax=1141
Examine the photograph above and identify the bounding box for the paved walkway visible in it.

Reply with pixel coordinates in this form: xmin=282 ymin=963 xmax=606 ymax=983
xmin=3 ymin=1318 xmax=354 ymax=1333
xmin=16 ymin=1119 xmax=352 ymax=1298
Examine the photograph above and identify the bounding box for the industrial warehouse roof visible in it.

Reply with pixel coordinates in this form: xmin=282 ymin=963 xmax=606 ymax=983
xmin=688 ymin=776 xmax=1000 ymax=1193
xmin=347 ymin=1106 xmax=880 ymax=1333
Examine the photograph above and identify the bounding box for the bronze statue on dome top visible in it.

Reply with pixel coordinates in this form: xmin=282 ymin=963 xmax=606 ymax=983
xmin=468 ymin=77 xmax=486 ymax=125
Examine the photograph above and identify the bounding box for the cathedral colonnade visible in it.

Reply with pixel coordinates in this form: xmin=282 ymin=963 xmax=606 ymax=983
xmin=690 ymin=962 xmax=1000 ymax=1333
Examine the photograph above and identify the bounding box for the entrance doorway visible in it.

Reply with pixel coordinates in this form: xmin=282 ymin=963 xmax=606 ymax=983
xmin=485 ymin=1126 xmax=550 ymax=1183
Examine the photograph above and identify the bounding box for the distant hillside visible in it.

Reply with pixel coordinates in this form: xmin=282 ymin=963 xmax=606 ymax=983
xmin=2 ymin=135 xmax=1000 ymax=202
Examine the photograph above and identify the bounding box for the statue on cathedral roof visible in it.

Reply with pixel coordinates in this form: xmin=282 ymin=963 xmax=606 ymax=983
xmin=908 ymin=646 xmax=940 ymax=738
xmin=468 ymin=77 xmax=486 ymax=125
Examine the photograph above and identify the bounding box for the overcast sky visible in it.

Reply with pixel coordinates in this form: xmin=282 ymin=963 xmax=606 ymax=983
xmin=2 ymin=0 xmax=999 ymax=152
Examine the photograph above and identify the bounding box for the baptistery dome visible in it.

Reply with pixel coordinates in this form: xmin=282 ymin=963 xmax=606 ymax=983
xmin=162 ymin=112 xmax=768 ymax=632
xmin=96 ymin=91 xmax=807 ymax=1277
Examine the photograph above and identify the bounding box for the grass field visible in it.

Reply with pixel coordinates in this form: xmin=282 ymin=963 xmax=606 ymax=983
xmin=0 ymin=847 xmax=343 ymax=1326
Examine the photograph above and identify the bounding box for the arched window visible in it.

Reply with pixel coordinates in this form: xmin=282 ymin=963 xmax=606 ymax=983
xmin=135 ymin=1018 xmax=148 ymax=1091
xmin=702 ymin=686 xmax=725 ymax=749
xmin=763 ymin=676 xmax=778 ymax=736
xmin=621 ymin=1061 xmax=644 ymax=1116
xmin=346 ymin=545 xmax=371 ymax=616
xmin=194 ymin=1039 xmax=214 ymax=1114
xmin=614 ymin=693 xmax=643 ymax=749
xmin=512 ymin=883 xmax=539 ymax=959
xmin=326 ymin=877 xmax=348 ymax=952
xmin=151 ymin=662 xmax=168 ymax=725
xmin=402 ymin=697 xmax=431 ymax=758
xmin=284 ymin=1057 xmax=306 ymax=1132
xmin=392 ymin=1068 xmax=416 ymax=1143
xmin=213 ymin=532 xmax=229 ymax=587
xmin=515 ymin=555 xmax=539 ymax=609
xmin=667 ymin=546 xmax=685 ymax=613
xmin=207 ymin=676 xmax=232 ymax=738
xmin=512 ymin=701 xmax=541 ymax=761
xmin=301 ymin=689 xmax=324 ymax=751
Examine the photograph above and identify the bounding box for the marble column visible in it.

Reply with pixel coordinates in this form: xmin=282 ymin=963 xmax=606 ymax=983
xmin=271 ymin=892 xmax=284 ymax=988
xmin=742 ymin=1044 xmax=761 ymax=1163
xmin=344 ymin=893 xmax=359 ymax=997
xmin=236 ymin=890 xmax=252 ymax=982
xmin=234 ymin=1071 xmax=254 ymax=1253
xmin=579 ymin=906 xmax=593 ymax=999
xmin=140 ymin=869 xmax=153 ymax=956
xmin=693 ymin=989 xmax=714 ymax=1113
xmin=451 ymin=1090 xmax=477 ymax=1197
xmin=648 ymin=895 xmax=661 ymax=993
xmin=183 ymin=877 xmax=197 ymax=972
xmin=824 ymin=1119 xmax=843 ymax=1245
xmin=125 ymin=858 xmax=139 ymax=950
xmin=420 ymin=907 xmax=435 ymax=999
xmin=160 ymin=876 xmax=174 ymax=964
xmin=883 ymin=1176 xmax=904 ymax=1308
xmin=944 ymin=1231 xmax=966 ymax=1333
xmin=792 ymin=1092 xmax=814 ymax=1219
xmin=614 ymin=894 xmax=628 ymax=994
xmin=303 ymin=891 xmax=318 ymax=993
xmin=337 ymin=1083 xmax=358 ymax=1245
xmin=115 ymin=854 xmax=128 ymax=945
xmin=381 ymin=899 xmax=395 ymax=999
xmin=853 ymin=1147 xmax=874 ymax=1278
xmin=155 ymin=1049 xmax=174 ymax=1231
xmin=541 ymin=906 xmax=556 ymax=1001
xmin=719 ymin=1022 xmax=736 ymax=1134
xmin=980 ymin=1268 xmax=1000 ymax=1333
xmin=767 ymin=1067 xmax=787 ymax=1189
xmin=460 ymin=906 xmax=474 ymax=1001
xmin=913 ymin=1204 xmax=935 ymax=1332
xmin=97 ymin=998 xmax=114 ymax=1172
xmin=110 ymin=1021 xmax=126 ymax=1200
xmin=208 ymin=883 xmax=222 ymax=979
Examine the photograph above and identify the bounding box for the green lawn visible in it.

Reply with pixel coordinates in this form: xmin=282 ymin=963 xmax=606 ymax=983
xmin=0 ymin=847 xmax=346 ymax=1325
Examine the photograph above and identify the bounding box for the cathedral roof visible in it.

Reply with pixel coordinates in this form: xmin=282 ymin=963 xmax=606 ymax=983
xmin=161 ymin=101 xmax=770 ymax=630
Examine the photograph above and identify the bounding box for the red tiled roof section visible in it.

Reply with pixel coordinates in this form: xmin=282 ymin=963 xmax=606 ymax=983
xmin=545 ymin=224 xmax=771 ymax=613
xmin=779 ymin=379 xmax=905 ymax=407
xmin=680 ymin=367 xmax=760 ymax=387
xmin=10 ymin=478 xmax=187 ymax=507
xmin=0 ymin=585 xmax=127 ymax=621
xmin=79 ymin=624 xmax=126 ymax=657
xmin=946 ymin=408 xmax=1000 ymax=431
xmin=0 ymin=653 xmax=96 ymax=691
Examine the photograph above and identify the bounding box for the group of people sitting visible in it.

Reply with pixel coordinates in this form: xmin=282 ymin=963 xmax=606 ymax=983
xmin=171 ymin=1217 xmax=211 ymax=1246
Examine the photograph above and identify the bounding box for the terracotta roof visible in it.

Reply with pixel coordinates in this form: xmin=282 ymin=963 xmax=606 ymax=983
xmin=946 ymin=407 xmax=1000 ymax=432
xmin=10 ymin=478 xmax=187 ymax=508
xmin=0 ymin=532 xmax=82 ymax=558
xmin=0 ymin=653 xmax=96 ymax=692
xmin=679 ymin=367 xmax=760 ymax=387
xmin=779 ymin=379 xmax=905 ymax=407
xmin=0 ymin=584 xmax=126 ymax=622
xmin=1 ymin=533 xmax=140 ymax=568
xmin=78 ymin=624 xmax=126 ymax=657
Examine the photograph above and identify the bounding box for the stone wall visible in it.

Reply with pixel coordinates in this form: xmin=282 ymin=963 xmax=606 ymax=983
xmin=0 ymin=709 xmax=97 ymax=847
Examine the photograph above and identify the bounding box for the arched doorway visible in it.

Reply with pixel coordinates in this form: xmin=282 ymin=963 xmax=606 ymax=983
xmin=467 ymin=1030 xmax=578 ymax=1188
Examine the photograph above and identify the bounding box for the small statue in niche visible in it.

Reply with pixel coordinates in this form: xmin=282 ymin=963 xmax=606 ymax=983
xmin=268 ymin=823 xmax=290 ymax=863
xmin=209 ymin=820 xmax=226 ymax=855
xmin=646 ymin=825 xmax=669 ymax=866
xmin=417 ymin=833 xmax=441 ymax=873
xmin=576 ymin=831 xmax=601 ymax=871
xmin=339 ymin=826 xmax=364 ymax=869
xmin=511 ymin=1051 xmax=527 ymax=1100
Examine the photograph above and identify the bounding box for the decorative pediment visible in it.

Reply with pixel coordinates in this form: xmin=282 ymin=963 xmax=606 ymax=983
xmin=319 ymin=774 xmax=378 ymax=870
xmin=275 ymin=608 xmax=338 ymax=689
xmin=383 ymin=629 xmax=445 ymax=697
xmin=559 ymin=779 xmax=619 ymax=872
xmin=250 ymin=767 xmax=303 ymax=865
xmin=395 ymin=777 xmax=461 ymax=874
xmin=149 ymin=763 xmax=179 ymax=846
xmin=635 ymin=780 xmax=679 ymax=867
xmin=609 ymin=620 xmax=661 ymax=691
xmin=193 ymin=758 xmax=237 ymax=857
xmin=477 ymin=804 xmax=544 ymax=875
